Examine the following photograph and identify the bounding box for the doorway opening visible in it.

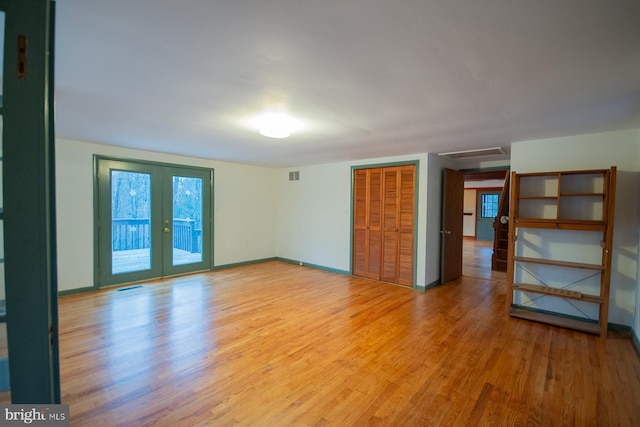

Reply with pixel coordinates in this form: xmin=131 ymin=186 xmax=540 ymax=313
xmin=462 ymin=169 xmax=509 ymax=281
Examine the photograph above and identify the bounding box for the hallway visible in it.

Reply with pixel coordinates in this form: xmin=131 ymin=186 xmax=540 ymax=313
xmin=462 ymin=238 xmax=507 ymax=282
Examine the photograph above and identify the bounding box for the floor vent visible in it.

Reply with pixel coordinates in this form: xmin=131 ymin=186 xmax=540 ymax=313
xmin=289 ymin=171 xmax=300 ymax=181
xmin=117 ymin=285 xmax=143 ymax=292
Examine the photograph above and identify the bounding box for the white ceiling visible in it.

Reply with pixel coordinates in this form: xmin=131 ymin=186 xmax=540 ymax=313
xmin=55 ymin=0 xmax=640 ymax=167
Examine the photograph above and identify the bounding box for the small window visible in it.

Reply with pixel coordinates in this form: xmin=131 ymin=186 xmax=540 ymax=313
xmin=481 ymin=194 xmax=499 ymax=218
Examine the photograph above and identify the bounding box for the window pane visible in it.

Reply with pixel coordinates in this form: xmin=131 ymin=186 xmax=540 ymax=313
xmin=481 ymin=194 xmax=499 ymax=218
xmin=111 ymin=171 xmax=152 ymax=274
xmin=172 ymin=176 xmax=203 ymax=266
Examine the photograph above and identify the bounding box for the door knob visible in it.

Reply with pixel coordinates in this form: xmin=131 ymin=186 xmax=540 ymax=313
xmin=163 ymin=227 xmax=170 ymax=233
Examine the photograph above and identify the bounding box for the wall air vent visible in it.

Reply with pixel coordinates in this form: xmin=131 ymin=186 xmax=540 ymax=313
xmin=289 ymin=171 xmax=300 ymax=181
xmin=438 ymin=147 xmax=506 ymax=160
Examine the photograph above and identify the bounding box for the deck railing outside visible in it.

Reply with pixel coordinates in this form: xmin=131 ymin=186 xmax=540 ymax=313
xmin=112 ymin=218 xmax=201 ymax=253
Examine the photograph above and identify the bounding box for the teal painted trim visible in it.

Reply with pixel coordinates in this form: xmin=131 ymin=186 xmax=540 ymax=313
xmin=608 ymin=323 xmax=632 ymax=334
xmin=632 ymin=328 xmax=640 ymax=355
xmin=58 ymin=286 xmax=96 ymax=297
xmin=349 ymin=160 xmax=420 ymax=285
xmin=209 ymin=168 xmax=215 ymax=272
xmin=424 ymin=278 xmax=442 ymax=290
xmin=3 ymin=0 xmax=60 ymax=403
xmin=214 ymin=257 xmax=278 ymax=270
xmin=349 ymin=169 xmax=354 ymax=274
xmin=413 ymin=161 xmax=420 ymax=287
xmin=0 ymin=358 xmax=10 ymax=392
xmin=352 ymin=159 xmax=420 ymax=170
xmin=276 ymin=257 xmax=351 ymax=275
xmin=94 ymin=154 xmax=214 ymax=173
xmin=48 ymin=2 xmax=61 ymax=404
xmin=92 ymin=155 xmax=101 ymax=291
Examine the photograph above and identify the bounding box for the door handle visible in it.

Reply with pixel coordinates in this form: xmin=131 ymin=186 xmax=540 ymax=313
xmin=440 ymin=230 xmax=451 ymax=235
xmin=163 ymin=227 xmax=170 ymax=233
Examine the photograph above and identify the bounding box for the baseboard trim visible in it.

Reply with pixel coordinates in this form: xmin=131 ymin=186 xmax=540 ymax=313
xmin=213 ymin=257 xmax=278 ymax=270
xmin=608 ymin=323 xmax=632 ymax=334
xmin=276 ymin=257 xmax=351 ymax=276
xmin=632 ymin=328 xmax=640 ymax=355
xmin=423 ymin=278 xmax=441 ymax=291
xmin=57 ymin=257 xmax=351 ymax=297
xmin=59 ymin=286 xmax=96 ymax=297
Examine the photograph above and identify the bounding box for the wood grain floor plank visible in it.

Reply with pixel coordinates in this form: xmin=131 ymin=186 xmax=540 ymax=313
xmin=5 ymin=250 xmax=628 ymax=426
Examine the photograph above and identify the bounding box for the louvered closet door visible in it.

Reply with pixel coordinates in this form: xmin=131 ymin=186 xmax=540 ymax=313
xmin=397 ymin=165 xmax=415 ymax=285
xmin=382 ymin=168 xmax=400 ymax=282
xmin=353 ymin=168 xmax=383 ymax=279
xmin=381 ymin=165 xmax=415 ymax=285
xmin=353 ymin=165 xmax=415 ymax=286
xmin=353 ymin=169 xmax=368 ymax=277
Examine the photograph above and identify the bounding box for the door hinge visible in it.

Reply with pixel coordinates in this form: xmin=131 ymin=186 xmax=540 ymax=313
xmin=17 ymin=35 xmax=27 ymax=79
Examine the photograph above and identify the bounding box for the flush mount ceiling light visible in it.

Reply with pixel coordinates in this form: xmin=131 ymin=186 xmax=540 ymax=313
xmin=248 ymin=111 xmax=304 ymax=139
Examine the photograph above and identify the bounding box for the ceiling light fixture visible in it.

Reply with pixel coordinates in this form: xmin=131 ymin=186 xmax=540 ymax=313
xmin=248 ymin=111 xmax=304 ymax=139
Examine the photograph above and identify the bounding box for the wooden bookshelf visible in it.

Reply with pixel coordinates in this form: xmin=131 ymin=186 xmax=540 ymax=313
xmin=506 ymin=167 xmax=616 ymax=336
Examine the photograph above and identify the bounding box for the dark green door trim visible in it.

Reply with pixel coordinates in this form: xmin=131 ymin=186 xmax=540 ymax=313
xmin=2 ymin=0 xmax=60 ymax=403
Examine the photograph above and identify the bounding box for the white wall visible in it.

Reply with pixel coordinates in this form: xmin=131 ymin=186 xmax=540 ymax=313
xmin=463 ymin=189 xmax=476 ymax=237
xmin=54 ymin=139 xmax=459 ymax=293
xmin=275 ymin=154 xmax=436 ymax=288
xmin=276 ymin=163 xmax=352 ymax=271
xmin=55 ymin=139 xmax=278 ymax=292
xmin=511 ymin=128 xmax=640 ymax=327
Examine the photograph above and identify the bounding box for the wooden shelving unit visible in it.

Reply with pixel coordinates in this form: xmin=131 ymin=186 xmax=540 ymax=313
xmin=506 ymin=167 xmax=616 ymax=336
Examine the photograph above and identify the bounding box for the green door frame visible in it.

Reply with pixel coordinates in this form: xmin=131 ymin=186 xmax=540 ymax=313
xmin=95 ymin=156 xmax=214 ymax=287
xmin=1 ymin=0 xmax=60 ymax=403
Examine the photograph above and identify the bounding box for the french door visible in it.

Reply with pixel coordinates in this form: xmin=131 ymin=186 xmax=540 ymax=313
xmin=96 ymin=158 xmax=212 ymax=287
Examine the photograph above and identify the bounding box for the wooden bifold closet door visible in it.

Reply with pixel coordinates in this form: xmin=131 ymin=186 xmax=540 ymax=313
xmin=353 ymin=164 xmax=415 ymax=286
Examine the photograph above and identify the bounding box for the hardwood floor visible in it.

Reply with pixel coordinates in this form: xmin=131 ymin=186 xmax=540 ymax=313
xmin=463 ymin=237 xmax=506 ymax=282
xmin=54 ymin=259 xmax=639 ymax=426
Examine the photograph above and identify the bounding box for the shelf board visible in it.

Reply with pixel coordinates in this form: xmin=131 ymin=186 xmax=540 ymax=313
xmin=514 ymin=218 xmax=606 ymax=231
xmin=512 ymin=283 xmax=602 ymax=303
xmin=513 ymin=256 xmax=604 ymax=270
xmin=518 ymin=169 xmax=608 ymax=177
xmin=560 ymin=193 xmax=605 ymax=197
xmin=509 ymin=307 xmax=601 ymax=335
xmin=518 ymin=196 xmax=558 ymax=200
